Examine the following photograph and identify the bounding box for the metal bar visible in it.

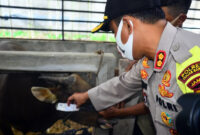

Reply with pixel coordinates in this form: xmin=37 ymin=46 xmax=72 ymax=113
xmin=189 ymin=8 xmax=200 ymax=11
xmin=62 ymin=0 xmax=64 ymax=40
xmin=35 ymin=0 xmax=106 ymax=4
xmin=0 ymin=27 xmax=61 ymax=32
xmin=183 ymin=27 xmax=200 ymax=29
xmin=0 ymin=16 xmax=101 ymax=23
xmin=2 ymin=15 xmax=200 ymax=22
xmin=3 ymin=5 xmax=200 ymax=14
xmin=0 ymin=26 xmax=111 ymax=33
xmin=1 ymin=26 xmax=198 ymax=32
xmin=187 ymin=17 xmax=200 ymax=21
xmin=2 ymin=26 xmax=198 ymax=32
xmin=63 ymin=0 xmax=106 ymax=4
xmin=0 ymin=5 xmax=104 ymax=14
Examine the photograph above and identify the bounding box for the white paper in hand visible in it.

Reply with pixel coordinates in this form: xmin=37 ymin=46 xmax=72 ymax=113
xmin=56 ymin=103 xmax=79 ymax=112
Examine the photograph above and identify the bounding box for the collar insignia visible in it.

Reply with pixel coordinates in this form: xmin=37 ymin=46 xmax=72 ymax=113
xmin=155 ymin=50 xmax=166 ymax=70
xmin=142 ymin=57 xmax=150 ymax=68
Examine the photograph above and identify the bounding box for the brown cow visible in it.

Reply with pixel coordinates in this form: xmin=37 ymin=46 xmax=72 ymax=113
xmin=0 ymin=73 xmax=96 ymax=135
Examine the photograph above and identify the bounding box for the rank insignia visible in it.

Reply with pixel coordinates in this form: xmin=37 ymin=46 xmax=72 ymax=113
xmin=162 ymin=70 xmax=171 ymax=87
xmin=155 ymin=50 xmax=166 ymax=69
xmin=159 ymin=84 xmax=174 ymax=98
xmin=142 ymin=57 xmax=150 ymax=68
xmin=141 ymin=69 xmax=148 ymax=80
xmin=170 ymin=128 xmax=179 ymax=135
xmin=161 ymin=112 xmax=173 ymax=127
xmin=187 ymin=76 xmax=200 ymax=93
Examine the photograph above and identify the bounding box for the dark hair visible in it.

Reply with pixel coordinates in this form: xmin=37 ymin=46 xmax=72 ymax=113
xmin=167 ymin=0 xmax=192 ymax=18
xmin=114 ymin=7 xmax=165 ymax=25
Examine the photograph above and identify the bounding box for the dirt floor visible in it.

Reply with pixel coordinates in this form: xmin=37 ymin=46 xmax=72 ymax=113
xmin=12 ymin=120 xmax=93 ymax=135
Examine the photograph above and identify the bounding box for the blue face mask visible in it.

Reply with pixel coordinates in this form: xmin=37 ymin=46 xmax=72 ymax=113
xmin=116 ymin=18 xmax=134 ymax=60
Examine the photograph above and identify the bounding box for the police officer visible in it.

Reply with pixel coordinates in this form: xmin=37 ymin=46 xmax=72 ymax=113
xmin=68 ymin=0 xmax=200 ymax=134
xmin=99 ymin=0 xmax=192 ymax=119
xmin=98 ymin=1 xmax=192 ymax=135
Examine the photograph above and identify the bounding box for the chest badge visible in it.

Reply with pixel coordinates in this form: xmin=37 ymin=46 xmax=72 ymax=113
xmin=141 ymin=69 xmax=148 ymax=80
xmin=142 ymin=57 xmax=150 ymax=68
xmin=162 ymin=70 xmax=171 ymax=87
xmin=155 ymin=50 xmax=166 ymax=70
xmin=159 ymin=84 xmax=174 ymax=98
xmin=161 ymin=112 xmax=173 ymax=127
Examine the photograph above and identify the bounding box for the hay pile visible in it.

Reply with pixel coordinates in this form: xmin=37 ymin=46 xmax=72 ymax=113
xmin=12 ymin=120 xmax=93 ymax=135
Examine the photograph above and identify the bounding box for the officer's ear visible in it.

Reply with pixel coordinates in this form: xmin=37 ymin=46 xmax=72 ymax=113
xmin=123 ymin=16 xmax=134 ymax=35
xmin=171 ymin=13 xmax=187 ymax=27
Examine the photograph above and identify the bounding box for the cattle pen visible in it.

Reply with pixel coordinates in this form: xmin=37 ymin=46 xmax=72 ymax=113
xmin=0 ymin=0 xmax=200 ymax=135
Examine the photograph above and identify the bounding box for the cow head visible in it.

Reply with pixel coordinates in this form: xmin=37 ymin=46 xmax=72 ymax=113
xmin=31 ymin=73 xmax=91 ymax=104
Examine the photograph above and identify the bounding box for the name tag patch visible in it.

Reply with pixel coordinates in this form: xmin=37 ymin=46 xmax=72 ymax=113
xmin=156 ymin=95 xmax=178 ymax=112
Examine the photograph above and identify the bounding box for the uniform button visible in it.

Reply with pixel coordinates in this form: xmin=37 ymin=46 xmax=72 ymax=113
xmin=173 ymin=44 xmax=180 ymax=52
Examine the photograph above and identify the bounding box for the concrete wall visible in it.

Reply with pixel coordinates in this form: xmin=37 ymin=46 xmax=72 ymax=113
xmin=0 ymin=39 xmax=119 ymax=85
xmin=0 ymin=39 xmax=119 ymax=61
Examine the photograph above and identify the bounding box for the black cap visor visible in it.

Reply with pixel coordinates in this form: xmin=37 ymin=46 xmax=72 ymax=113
xmin=91 ymin=19 xmax=110 ymax=33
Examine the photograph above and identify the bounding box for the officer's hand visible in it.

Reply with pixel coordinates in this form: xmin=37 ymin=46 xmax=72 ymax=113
xmin=99 ymin=102 xmax=125 ymax=119
xmin=99 ymin=106 xmax=120 ymax=119
xmin=67 ymin=92 xmax=89 ymax=108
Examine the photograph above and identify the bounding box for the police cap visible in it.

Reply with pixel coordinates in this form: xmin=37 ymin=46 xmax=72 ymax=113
xmin=161 ymin=0 xmax=176 ymax=6
xmin=92 ymin=0 xmax=161 ymax=33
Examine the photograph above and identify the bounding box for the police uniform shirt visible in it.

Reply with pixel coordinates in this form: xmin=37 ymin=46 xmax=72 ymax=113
xmin=88 ymin=22 xmax=200 ymax=135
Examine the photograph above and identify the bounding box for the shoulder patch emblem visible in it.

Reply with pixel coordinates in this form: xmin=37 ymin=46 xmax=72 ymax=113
xmin=141 ymin=69 xmax=148 ymax=80
xmin=170 ymin=128 xmax=179 ymax=135
xmin=155 ymin=50 xmax=166 ymax=69
xmin=187 ymin=76 xmax=200 ymax=93
xmin=178 ymin=62 xmax=200 ymax=83
xmin=161 ymin=112 xmax=173 ymax=127
xmin=142 ymin=57 xmax=150 ymax=68
xmin=159 ymin=84 xmax=174 ymax=98
xmin=162 ymin=70 xmax=171 ymax=87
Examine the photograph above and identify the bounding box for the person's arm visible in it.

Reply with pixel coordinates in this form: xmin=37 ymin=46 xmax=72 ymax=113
xmin=67 ymin=60 xmax=142 ymax=111
xmin=99 ymin=102 xmax=149 ymax=119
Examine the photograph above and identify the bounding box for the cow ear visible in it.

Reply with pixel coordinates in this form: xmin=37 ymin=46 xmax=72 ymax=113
xmin=31 ymin=87 xmax=57 ymax=104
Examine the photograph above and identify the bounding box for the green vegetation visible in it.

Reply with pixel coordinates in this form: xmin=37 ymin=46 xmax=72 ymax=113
xmin=0 ymin=30 xmax=116 ymax=42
